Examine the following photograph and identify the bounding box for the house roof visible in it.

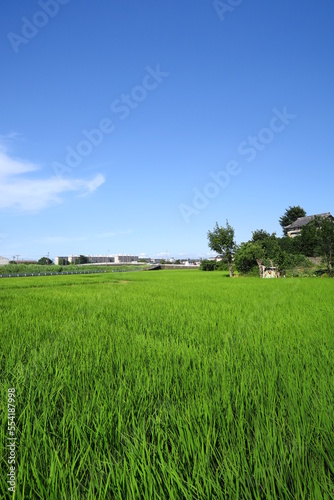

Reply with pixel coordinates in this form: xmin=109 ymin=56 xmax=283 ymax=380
xmin=285 ymin=212 xmax=332 ymax=230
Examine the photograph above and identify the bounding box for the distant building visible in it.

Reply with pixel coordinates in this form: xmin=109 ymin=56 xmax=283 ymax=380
xmin=114 ymin=255 xmax=138 ymax=263
xmin=64 ymin=255 xmax=114 ymax=264
xmin=0 ymin=256 xmax=9 ymax=266
xmin=55 ymin=256 xmax=69 ymax=265
xmin=55 ymin=254 xmax=139 ymax=265
xmin=285 ymin=212 xmax=334 ymax=237
xmin=87 ymin=255 xmax=114 ymax=264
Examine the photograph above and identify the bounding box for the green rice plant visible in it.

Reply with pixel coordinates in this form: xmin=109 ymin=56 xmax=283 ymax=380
xmin=0 ymin=271 xmax=333 ymax=498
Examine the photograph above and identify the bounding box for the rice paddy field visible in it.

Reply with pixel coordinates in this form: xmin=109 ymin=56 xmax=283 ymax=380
xmin=1 ymin=270 xmax=334 ymax=499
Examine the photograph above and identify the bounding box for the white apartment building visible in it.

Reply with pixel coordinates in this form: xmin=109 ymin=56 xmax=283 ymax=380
xmin=114 ymin=255 xmax=138 ymax=263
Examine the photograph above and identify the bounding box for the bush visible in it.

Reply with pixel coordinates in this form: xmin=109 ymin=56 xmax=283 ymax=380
xmin=200 ymin=260 xmax=216 ymax=271
xmin=281 ymin=253 xmax=312 ymax=270
xmin=214 ymin=260 xmax=229 ymax=271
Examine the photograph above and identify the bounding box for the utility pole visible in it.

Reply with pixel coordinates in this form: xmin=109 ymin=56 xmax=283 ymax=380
xmin=47 ymin=252 xmax=50 ymax=265
xmin=16 ymin=255 xmax=20 ymax=264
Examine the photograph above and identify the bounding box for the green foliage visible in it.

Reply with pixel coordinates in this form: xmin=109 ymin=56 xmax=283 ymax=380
xmin=37 ymin=257 xmax=53 ymax=265
xmin=77 ymin=254 xmax=89 ymax=264
xmin=234 ymin=241 xmax=264 ymax=275
xmin=280 ymin=252 xmax=312 ymax=270
xmin=312 ymin=217 xmax=334 ymax=274
xmin=199 ymin=259 xmax=216 ymax=271
xmin=57 ymin=257 xmax=69 ymax=266
xmin=251 ymin=229 xmax=271 ymax=242
xmin=199 ymin=259 xmax=229 ymax=271
xmin=279 ymin=205 xmax=306 ymax=235
xmin=1 ymin=272 xmax=334 ymax=498
xmin=234 ymin=235 xmax=285 ymax=275
xmin=277 ymin=235 xmax=303 ymax=255
xmin=214 ymin=259 xmax=229 ymax=271
xmin=300 ymin=222 xmax=320 ymax=256
xmin=0 ymin=264 xmax=105 ymax=274
xmin=207 ymin=220 xmax=235 ymax=276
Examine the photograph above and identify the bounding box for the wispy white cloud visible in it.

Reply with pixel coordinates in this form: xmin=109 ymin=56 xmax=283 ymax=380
xmin=0 ymin=141 xmax=105 ymax=212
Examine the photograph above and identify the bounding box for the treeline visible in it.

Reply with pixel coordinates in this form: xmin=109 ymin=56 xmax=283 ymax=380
xmin=202 ymin=206 xmax=334 ymax=277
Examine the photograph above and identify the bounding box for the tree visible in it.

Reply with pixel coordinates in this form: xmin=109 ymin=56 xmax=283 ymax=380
xmin=312 ymin=217 xmax=334 ymax=275
xmin=252 ymin=229 xmax=270 ymax=243
xmin=38 ymin=257 xmax=52 ymax=265
xmin=77 ymin=255 xmax=89 ymax=264
xmin=279 ymin=206 xmax=306 ymax=235
xmin=277 ymin=234 xmax=303 ymax=255
xmin=207 ymin=221 xmax=235 ymax=277
xmin=234 ymin=241 xmax=265 ymax=276
xmin=300 ymin=222 xmax=319 ymax=257
xmin=199 ymin=259 xmax=216 ymax=271
xmin=57 ymin=258 xmax=68 ymax=266
xmin=235 ymin=234 xmax=285 ymax=276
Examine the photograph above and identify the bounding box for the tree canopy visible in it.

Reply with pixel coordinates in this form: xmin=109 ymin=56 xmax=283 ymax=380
xmin=37 ymin=257 xmax=53 ymax=265
xmin=310 ymin=217 xmax=334 ymax=275
xmin=207 ymin=220 xmax=235 ymax=277
xmin=279 ymin=206 xmax=306 ymax=235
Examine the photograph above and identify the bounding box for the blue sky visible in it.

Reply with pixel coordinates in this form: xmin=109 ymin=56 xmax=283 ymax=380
xmin=0 ymin=0 xmax=333 ymax=260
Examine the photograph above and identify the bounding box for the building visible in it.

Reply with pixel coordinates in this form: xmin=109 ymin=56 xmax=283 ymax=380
xmin=87 ymin=255 xmax=114 ymax=264
xmin=285 ymin=212 xmax=334 ymax=237
xmin=56 ymin=254 xmax=140 ymax=265
xmin=55 ymin=256 xmax=69 ymax=265
xmin=0 ymin=256 xmax=10 ymax=266
xmin=114 ymin=255 xmax=138 ymax=263
xmin=60 ymin=255 xmax=115 ymax=264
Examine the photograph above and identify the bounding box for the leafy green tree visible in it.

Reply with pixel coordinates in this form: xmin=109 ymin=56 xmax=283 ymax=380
xmin=277 ymin=235 xmax=303 ymax=255
xmin=251 ymin=229 xmax=271 ymax=242
xmin=77 ymin=255 xmax=89 ymax=264
xmin=300 ymin=222 xmax=319 ymax=257
xmin=199 ymin=259 xmax=216 ymax=271
xmin=57 ymin=258 xmax=68 ymax=266
xmin=234 ymin=241 xmax=265 ymax=276
xmin=312 ymin=217 xmax=334 ymax=275
xmin=38 ymin=257 xmax=52 ymax=265
xmin=279 ymin=206 xmax=306 ymax=235
xmin=235 ymin=234 xmax=286 ymax=276
xmin=207 ymin=221 xmax=236 ymax=277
